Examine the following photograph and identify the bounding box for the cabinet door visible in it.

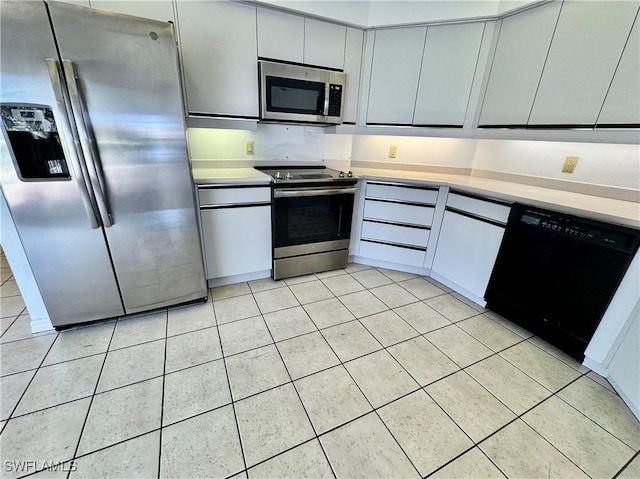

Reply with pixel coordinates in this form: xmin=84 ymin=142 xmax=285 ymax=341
xmin=257 ymin=8 xmax=304 ymax=63
xmin=304 ymin=19 xmax=346 ymax=69
xmin=176 ymin=0 xmax=259 ymax=117
xmin=90 ymin=1 xmax=174 ymax=22
xmin=529 ymin=1 xmax=639 ymax=126
xmin=598 ymin=17 xmax=640 ymax=126
xmin=431 ymin=211 xmax=505 ymax=301
xmin=201 ymin=206 xmax=272 ymax=279
xmin=478 ymin=1 xmax=562 ymax=126
xmin=413 ymin=22 xmax=484 ymax=126
xmin=366 ymin=27 xmax=427 ymax=125
xmin=342 ymin=27 xmax=364 ymax=123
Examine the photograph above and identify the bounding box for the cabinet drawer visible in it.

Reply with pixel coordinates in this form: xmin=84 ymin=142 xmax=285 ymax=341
xmin=447 ymin=193 xmax=510 ymax=224
xmin=361 ymin=221 xmax=430 ymax=248
xmin=359 ymin=240 xmax=426 ymax=267
xmin=198 ymin=187 xmax=271 ymax=206
xmin=364 ymin=200 xmax=434 ymax=227
xmin=366 ymin=183 xmax=438 ymax=205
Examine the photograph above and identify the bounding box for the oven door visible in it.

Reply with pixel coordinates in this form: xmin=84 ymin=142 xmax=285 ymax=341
xmin=272 ymin=185 xmax=357 ymax=258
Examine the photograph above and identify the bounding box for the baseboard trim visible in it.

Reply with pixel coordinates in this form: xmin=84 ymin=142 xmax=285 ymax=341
xmin=207 ymin=270 xmax=272 ymax=288
xmin=31 ymin=317 xmax=54 ymax=333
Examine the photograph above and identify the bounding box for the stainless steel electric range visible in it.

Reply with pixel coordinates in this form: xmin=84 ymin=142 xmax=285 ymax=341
xmin=257 ymin=166 xmax=359 ymax=280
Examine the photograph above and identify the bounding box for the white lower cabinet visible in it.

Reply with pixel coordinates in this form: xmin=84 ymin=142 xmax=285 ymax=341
xmin=431 ymin=196 xmax=509 ymax=303
xmin=198 ymin=186 xmax=272 ymax=281
xmin=356 ymin=181 xmax=444 ymax=269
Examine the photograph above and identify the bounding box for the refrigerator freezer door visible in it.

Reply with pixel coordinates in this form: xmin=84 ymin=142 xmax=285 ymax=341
xmin=48 ymin=2 xmax=207 ymax=313
xmin=0 ymin=1 xmax=125 ymax=326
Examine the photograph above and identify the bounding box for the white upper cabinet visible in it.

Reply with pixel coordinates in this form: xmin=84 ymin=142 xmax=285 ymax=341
xmin=343 ymin=27 xmax=364 ymax=123
xmin=304 ymin=19 xmax=346 ymax=69
xmin=90 ymin=1 xmax=175 ymax=22
xmin=413 ymin=22 xmax=484 ymax=126
xmin=257 ymin=8 xmax=304 ymax=63
xmin=598 ymin=17 xmax=640 ymax=126
xmin=176 ymin=0 xmax=258 ymax=117
xmin=479 ymin=2 xmax=562 ymax=126
xmin=366 ymin=27 xmax=427 ymax=124
xmin=529 ymin=0 xmax=639 ymax=126
xmin=256 ymin=9 xmax=346 ymax=69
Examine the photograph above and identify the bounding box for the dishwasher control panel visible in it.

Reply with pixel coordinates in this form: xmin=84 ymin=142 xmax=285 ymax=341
xmin=519 ymin=209 xmax=634 ymax=252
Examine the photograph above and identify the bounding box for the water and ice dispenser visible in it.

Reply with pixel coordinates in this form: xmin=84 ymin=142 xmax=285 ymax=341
xmin=1 ymin=105 xmax=70 ymax=180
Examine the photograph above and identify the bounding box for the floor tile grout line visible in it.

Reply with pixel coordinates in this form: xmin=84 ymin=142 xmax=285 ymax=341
xmin=64 ymin=319 xmax=118 ymax=478
xmin=314 ymin=321 xmax=424 ymax=478
xmin=156 ymin=310 xmax=169 ymax=479
xmin=261 ymin=310 xmax=339 ymax=479
xmin=612 ymin=450 xmax=639 ymax=479
xmin=215 ymin=310 xmax=250 ymax=476
xmin=1 ymin=329 xmax=60 ymax=434
xmin=551 ymin=372 xmax=640 ymax=452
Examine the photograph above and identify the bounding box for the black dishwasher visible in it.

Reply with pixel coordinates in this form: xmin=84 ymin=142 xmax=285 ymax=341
xmin=485 ymin=203 xmax=640 ymax=360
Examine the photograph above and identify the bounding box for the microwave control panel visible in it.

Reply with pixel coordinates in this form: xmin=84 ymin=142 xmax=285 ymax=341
xmin=328 ymin=84 xmax=343 ymax=117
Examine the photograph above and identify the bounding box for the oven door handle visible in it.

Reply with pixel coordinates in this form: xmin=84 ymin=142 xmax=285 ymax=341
xmin=274 ymin=187 xmax=357 ymax=198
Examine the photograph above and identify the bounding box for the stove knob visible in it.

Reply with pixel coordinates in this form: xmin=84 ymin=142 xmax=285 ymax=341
xmin=347 ymin=171 xmax=353 ymax=177
xmin=339 ymin=171 xmax=345 ymax=178
xmin=285 ymin=172 xmax=292 ymax=180
xmin=274 ymin=171 xmax=282 ymax=179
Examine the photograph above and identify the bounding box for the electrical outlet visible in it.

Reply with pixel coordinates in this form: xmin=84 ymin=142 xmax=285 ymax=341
xmin=246 ymin=141 xmax=254 ymax=155
xmin=562 ymin=155 xmax=579 ymax=173
xmin=388 ymin=145 xmax=398 ymax=159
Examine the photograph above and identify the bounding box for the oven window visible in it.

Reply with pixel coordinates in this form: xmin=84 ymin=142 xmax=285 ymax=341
xmin=274 ymin=193 xmax=354 ymax=248
xmin=266 ymin=76 xmax=325 ymax=115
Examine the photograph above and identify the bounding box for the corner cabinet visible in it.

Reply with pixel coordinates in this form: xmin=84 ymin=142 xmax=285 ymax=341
xmin=431 ymin=192 xmax=511 ymax=305
xmin=198 ymin=185 xmax=272 ymax=285
xmin=176 ymin=0 xmax=259 ymax=118
xmin=356 ymin=181 xmax=446 ymax=268
xmin=366 ymin=22 xmax=484 ymax=127
xmin=478 ymin=1 xmax=562 ymax=127
xmin=413 ymin=22 xmax=484 ymax=127
xmin=366 ymin=27 xmax=427 ymax=125
xmin=528 ymin=1 xmax=639 ymax=126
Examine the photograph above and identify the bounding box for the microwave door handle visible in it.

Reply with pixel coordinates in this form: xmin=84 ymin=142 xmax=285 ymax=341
xmin=62 ymin=59 xmax=113 ymax=227
xmin=323 ymin=83 xmax=330 ymax=117
xmin=46 ymin=58 xmax=100 ymax=229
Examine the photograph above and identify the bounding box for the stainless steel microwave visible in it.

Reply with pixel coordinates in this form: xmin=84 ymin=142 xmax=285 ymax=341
xmin=259 ymin=60 xmax=346 ymax=125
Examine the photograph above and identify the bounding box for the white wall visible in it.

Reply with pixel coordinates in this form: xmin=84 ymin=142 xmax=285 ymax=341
xmin=254 ymin=0 xmax=370 ymax=26
xmin=473 ymin=139 xmax=640 ymax=190
xmin=350 ymin=134 xmax=478 ymax=168
xmin=254 ymin=0 xmax=540 ymax=27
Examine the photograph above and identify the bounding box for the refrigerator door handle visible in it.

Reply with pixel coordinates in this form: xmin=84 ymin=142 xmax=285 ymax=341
xmin=46 ymin=58 xmax=100 ymax=229
xmin=62 ymin=59 xmax=114 ymax=228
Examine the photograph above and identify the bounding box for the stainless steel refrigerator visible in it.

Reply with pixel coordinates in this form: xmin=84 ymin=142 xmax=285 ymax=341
xmin=0 ymin=1 xmax=207 ymax=328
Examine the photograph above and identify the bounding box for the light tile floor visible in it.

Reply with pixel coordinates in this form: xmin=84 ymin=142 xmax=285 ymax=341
xmin=0 ymin=254 xmax=639 ymax=478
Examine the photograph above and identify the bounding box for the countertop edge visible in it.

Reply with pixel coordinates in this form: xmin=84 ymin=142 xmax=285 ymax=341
xmin=354 ymin=169 xmax=640 ymax=229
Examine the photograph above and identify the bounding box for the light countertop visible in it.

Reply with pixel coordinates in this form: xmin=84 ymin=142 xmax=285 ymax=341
xmin=192 ymin=167 xmax=272 ymax=185
xmin=352 ymin=167 xmax=640 ymax=229
xmin=191 ymin=165 xmax=639 ymax=228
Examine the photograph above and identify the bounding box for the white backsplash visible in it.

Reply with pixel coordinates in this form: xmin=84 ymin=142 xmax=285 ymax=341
xmin=187 ymin=124 xmax=325 ymax=163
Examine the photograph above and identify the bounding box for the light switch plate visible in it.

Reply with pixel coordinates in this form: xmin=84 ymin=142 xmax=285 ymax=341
xmin=389 ymin=145 xmax=398 ymax=159
xmin=246 ymin=141 xmax=254 ymax=155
